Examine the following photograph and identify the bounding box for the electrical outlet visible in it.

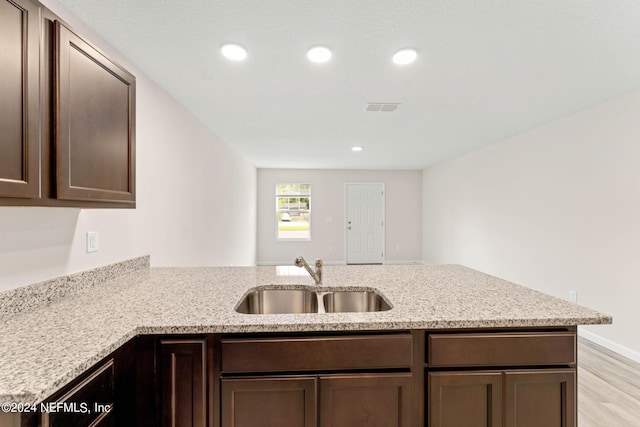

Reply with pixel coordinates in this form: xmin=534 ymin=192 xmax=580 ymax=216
xmin=569 ymin=290 xmax=577 ymax=303
xmin=87 ymin=231 xmax=99 ymax=253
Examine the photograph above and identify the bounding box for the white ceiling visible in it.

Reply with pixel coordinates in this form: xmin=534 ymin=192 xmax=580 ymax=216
xmin=58 ymin=0 xmax=640 ymax=170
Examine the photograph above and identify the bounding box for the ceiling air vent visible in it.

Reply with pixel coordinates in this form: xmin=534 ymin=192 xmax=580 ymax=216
xmin=366 ymin=102 xmax=401 ymax=112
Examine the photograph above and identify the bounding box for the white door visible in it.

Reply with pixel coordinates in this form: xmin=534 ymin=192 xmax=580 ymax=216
xmin=346 ymin=183 xmax=385 ymax=264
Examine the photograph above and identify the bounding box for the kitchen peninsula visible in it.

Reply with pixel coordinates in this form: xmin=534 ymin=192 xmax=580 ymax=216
xmin=0 ymin=258 xmax=611 ymax=426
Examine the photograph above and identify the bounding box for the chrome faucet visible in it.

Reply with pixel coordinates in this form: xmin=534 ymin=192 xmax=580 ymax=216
xmin=294 ymin=256 xmax=323 ymax=285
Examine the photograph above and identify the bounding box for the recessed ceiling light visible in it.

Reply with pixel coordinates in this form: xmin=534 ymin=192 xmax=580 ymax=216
xmin=221 ymin=43 xmax=247 ymax=61
xmin=307 ymin=46 xmax=332 ymax=63
xmin=352 ymin=146 xmax=363 ymax=152
xmin=392 ymin=48 xmax=417 ymax=65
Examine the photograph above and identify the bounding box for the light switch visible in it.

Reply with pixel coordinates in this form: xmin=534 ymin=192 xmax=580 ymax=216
xmin=87 ymin=231 xmax=99 ymax=253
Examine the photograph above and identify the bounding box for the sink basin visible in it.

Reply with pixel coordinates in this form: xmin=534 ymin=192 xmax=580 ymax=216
xmin=236 ymin=287 xmax=392 ymax=314
xmin=323 ymin=291 xmax=391 ymax=313
xmin=236 ymin=288 xmax=318 ymax=314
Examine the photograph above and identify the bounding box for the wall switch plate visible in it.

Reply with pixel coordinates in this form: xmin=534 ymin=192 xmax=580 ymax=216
xmin=87 ymin=231 xmax=99 ymax=253
xmin=569 ymin=290 xmax=577 ymax=303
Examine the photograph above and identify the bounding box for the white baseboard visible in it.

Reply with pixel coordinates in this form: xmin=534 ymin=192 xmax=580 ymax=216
xmin=257 ymin=260 xmax=426 ymax=266
xmin=578 ymin=328 xmax=640 ymax=364
xmin=257 ymin=260 xmax=347 ymax=266
xmin=383 ymin=260 xmax=424 ymax=265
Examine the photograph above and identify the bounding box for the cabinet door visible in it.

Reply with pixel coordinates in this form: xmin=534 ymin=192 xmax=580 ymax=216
xmin=504 ymin=369 xmax=575 ymax=427
xmin=221 ymin=376 xmax=317 ymax=427
xmin=0 ymin=0 xmax=40 ymax=199
xmin=91 ymin=411 xmax=115 ymax=427
xmin=42 ymin=359 xmax=115 ymax=427
xmin=159 ymin=339 xmax=207 ymax=427
xmin=54 ymin=20 xmax=135 ymax=204
xmin=319 ymin=373 xmax=412 ymax=427
xmin=428 ymin=371 xmax=502 ymax=427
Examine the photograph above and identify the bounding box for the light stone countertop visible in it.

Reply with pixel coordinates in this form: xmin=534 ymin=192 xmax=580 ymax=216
xmin=0 ymin=264 xmax=611 ymax=404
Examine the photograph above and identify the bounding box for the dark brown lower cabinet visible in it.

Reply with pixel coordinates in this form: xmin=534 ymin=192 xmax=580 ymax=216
xmin=159 ymin=339 xmax=208 ymax=427
xmin=428 ymin=371 xmax=502 ymax=427
xmin=220 ymin=373 xmax=412 ymax=427
xmin=43 ymin=358 xmax=114 ymax=427
xmin=15 ymin=329 xmax=578 ymax=427
xmin=18 ymin=337 xmax=137 ymax=427
xmin=504 ymin=369 xmax=575 ymax=427
xmin=221 ymin=377 xmax=317 ymax=427
xmin=428 ymin=369 xmax=575 ymax=427
xmin=319 ymin=373 xmax=413 ymax=427
xmin=91 ymin=411 xmax=115 ymax=426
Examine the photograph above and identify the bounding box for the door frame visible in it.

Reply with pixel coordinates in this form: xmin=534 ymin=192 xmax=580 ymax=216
xmin=344 ymin=182 xmax=385 ymax=264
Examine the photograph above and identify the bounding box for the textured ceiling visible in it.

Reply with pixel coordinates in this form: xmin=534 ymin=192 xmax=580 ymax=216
xmin=58 ymin=0 xmax=640 ymax=169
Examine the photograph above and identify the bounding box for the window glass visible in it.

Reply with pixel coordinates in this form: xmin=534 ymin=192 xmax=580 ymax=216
xmin=276 ymin=183 xmax=310 ymax=240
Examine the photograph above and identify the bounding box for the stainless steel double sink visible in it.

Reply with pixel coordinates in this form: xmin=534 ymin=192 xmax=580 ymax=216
xmin=235 ymin=287 xmax=391 ymax=314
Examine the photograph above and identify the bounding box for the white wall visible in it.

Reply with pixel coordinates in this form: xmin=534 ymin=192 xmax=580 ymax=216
xmin=257 ymin=169 xmax=422 ymax=264
xmin=422 ymin=90 xmax=640 ymax=358
xmin=0 ymin=0 xmax=257 ymax=292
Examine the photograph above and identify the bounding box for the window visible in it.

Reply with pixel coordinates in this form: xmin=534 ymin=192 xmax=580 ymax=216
xmin=276 ymin=183 xmax=311 ymax=240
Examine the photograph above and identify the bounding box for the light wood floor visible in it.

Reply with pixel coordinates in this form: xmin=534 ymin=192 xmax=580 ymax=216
xmin=579 ymin=338 xmax=640 ymax=426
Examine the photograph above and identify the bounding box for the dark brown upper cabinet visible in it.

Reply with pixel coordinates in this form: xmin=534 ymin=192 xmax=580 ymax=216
xmin=0 ymin=2 xmax=136 ymax=208
xmin=0 ymin=0 xmax=41 ymax=200
xmin=54 ymin=20 xmax=136 ymax=204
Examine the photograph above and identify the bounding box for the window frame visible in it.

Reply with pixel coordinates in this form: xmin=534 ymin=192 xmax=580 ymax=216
xmin=276 ymin=183 xmax=311 ymax=241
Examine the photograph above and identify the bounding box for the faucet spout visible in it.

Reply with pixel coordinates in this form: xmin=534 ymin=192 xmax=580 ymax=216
xmin=294 ymin=256 xmax=323 ymax=285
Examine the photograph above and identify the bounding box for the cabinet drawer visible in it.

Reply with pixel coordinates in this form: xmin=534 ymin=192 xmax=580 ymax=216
xmin=222 ymin=334 xmax=412 ymax=373
xmin=428 ymin=332 xmax=576 ymax=368
xmin=43 ymin=359 xmax=114 ymax=427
